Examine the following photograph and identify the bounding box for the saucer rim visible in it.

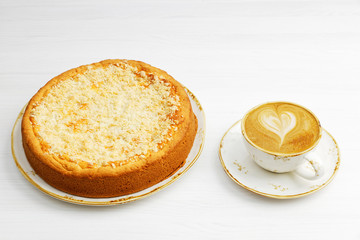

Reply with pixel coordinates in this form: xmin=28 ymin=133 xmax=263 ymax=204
xmin=219 ymin=119 xmax=340 ymax=199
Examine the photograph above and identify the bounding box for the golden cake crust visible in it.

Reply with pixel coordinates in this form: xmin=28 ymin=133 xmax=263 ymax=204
xmin=21 ymin=59 xmax=198 ymax=198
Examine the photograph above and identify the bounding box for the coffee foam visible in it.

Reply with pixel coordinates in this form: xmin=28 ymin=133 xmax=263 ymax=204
xmin=243 ymin=102 xmax=321 ymax=154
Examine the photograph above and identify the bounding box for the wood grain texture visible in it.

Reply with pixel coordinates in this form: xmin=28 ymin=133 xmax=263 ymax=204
xmin=1 ymin=0 xmax=359 ymax=239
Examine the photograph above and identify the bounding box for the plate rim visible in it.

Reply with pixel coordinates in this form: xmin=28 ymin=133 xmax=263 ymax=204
xmin=11 ymin=86 xmax=205 ymax=206
xmin=219 ymin=119 xmax=340 ymax=199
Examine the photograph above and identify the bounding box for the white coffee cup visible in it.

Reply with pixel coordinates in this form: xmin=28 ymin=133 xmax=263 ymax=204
xmin=241 ymin=102 xmax=324 ymax=179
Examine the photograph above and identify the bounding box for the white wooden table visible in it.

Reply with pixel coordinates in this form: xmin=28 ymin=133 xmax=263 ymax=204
xmin=1 ymin=0 xmax=359 ymax=239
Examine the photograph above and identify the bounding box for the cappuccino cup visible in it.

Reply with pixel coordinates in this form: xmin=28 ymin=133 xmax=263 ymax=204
xmin=241 ymin=102 xmax=323 ymax=178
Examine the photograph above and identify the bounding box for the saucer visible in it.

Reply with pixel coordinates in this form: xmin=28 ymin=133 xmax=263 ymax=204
xmin=11 ymin=87 xmax=205 ymax=206
xmin=219 ymin=119 xmax=340 ymax=199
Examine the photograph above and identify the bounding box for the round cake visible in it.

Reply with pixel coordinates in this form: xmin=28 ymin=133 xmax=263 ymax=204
xmin=21 ymin=59 xmax=198 ymax=198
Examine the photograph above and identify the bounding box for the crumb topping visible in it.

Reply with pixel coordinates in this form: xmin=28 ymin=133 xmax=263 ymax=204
xmin=30 ymin=62 xmax=181 ymax=167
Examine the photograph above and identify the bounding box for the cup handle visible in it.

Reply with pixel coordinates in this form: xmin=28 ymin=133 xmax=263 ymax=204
xmin=294 ymin=153 xmax=323 ymax=180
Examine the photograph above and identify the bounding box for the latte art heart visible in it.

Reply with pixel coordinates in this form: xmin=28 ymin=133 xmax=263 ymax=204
xmin=243 ymin=102 xmax=321 ymax=154
xmin=259 ymin=109 xmax=296 ymax=146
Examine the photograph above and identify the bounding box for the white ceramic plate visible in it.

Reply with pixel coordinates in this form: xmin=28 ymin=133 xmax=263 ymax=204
xmin=12 ymin=87 xmax=205 ymax=206
xmin=219 ymin=119 xmax=340 ymax=199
